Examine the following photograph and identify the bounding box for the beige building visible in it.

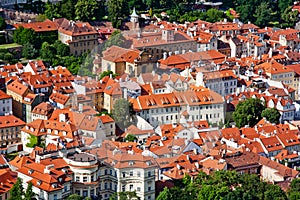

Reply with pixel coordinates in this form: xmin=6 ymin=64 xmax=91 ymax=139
xmin=255 ymin=60 xmax=294 ymax=88
xmin=132 ymin=89 xmax=225 ymax=127
xmin=125 ymin=29 xmax=197 ymax=61
xmin=0 ymin=115 xmax=25 ymax=148
xmin=54 ymin=18 xmax=98 ymax=56
xmin=90 ymin=144 xmax=158 ymax=200
xmin=102 ymin=46 xmax=154 ymax=77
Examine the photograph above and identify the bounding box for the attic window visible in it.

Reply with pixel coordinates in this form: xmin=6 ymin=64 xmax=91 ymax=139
xmin=37 ymin=180 xmax=42 ymax=186
xmin=28 ymin=169 xmax=34 ymax=174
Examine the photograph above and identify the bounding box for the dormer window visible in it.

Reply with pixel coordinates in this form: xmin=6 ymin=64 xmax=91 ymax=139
xmin=37 ymin=180 xmax=42 ymax=186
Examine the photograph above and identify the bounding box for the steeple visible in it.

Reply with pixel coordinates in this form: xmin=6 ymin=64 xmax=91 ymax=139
xmin=130 ymin=7 xmax=139 ymax=23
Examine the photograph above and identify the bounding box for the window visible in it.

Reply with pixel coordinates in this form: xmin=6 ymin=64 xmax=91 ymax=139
xmin=91 ymin=175 xmax=94 ymax=182
xmin=91 ymin=189 xmax=95 ymax=197
xmin=83 ymin=190 xmax=88 ymax=197
xmin=130 ymin=184 xmax=133 ymax=191
xmin=83 ymin=177 xmax=88 ymax=182
xmin=148 ymin=171 xmax=151 ymax=177
xmin=64 ymin=185 xmax=68 ymax=192
xmin=53 ymin=194 xmax=57 ymax=200
xmin=137 ymin=171 xmax=141 ymax=177
xmin=130 ymin=171 xmax=133 ymax=176
xmin=75 ymin=176 xmax=80 ymax=182
xmin=137 ymin=187 xmax=141 ymax=192
xmin=122 ymin=185 xmax=125 ymax=192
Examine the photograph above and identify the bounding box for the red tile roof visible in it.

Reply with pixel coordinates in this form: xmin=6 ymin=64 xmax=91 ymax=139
xmin=14 ymin=19 xmax=58 ymax=32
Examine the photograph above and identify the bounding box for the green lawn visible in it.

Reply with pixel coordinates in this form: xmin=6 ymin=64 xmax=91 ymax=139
xmin=0 ymin=43 xmax=22 ymax=49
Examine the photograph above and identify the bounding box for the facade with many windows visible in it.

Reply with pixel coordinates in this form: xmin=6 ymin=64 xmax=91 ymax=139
xmin=132 ymin=90 xmax=225 ymax=127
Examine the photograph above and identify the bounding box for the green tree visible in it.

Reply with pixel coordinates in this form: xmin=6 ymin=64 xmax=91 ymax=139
xmin=26 ymin=135 xmax=44 ymax=148
xmin=61 ymin=0 xmax=76 ymax=20
xmin=110 ymin=191 xmax=140 ymax=200
xmin=53 ymin=40 xmax=70 ymax=57
xmin=3 ymin=52 xmax=14 ymax=62
xmin=35 ymin=14 xmax=48 ymax=22
xmin=261 ymin=107 xmax=281 ymax=124
xmin=112 ymin=98 xmax=136 ymax=130
xmin=125 ymin=134 xmax=137 ymax=142
xmin=75 ymin=0 xmax=99 ymax=21
xmin=9 ymin=178 xmax=24 ymax=200
xmin=104 ymin=30 xmax=128 ymax=50
xmin=40 ymin=41 xmax=56 ymax=61
xmin=281 ymin=6 xmax=299 ymax=28
xmin=107 ymin=0 xmax=129 ymax=28
xmin=288 ymin=179 xmax=300 ymax=200
xmin=67 ymin=194 xmax=83 ymax=200
xmin=99 ymin=70 xmax=118 ymax=79
xmin=0 ymin=17 xmax=6 ymax=30
xmin=13 ymin=27 xmax=36 ymax=45
xmin=156 ymin=187 xmax=172 ymax=200
xmin=278 ymin=0 xmax=293 ymax=14
xmin=254 ymin=2 xmax=275 ymax=27
xmin=22 ymin=43 xmax=38 ymax=59
xmin=24 ymin=182 xmax=35 ymax=200
xmin=205 ymin=8 xmax=225 ymax=23
xmin=232 ymin=98 xmax=265 ymax=128
xmin=44 ymin=2 xmax=61 ymax=19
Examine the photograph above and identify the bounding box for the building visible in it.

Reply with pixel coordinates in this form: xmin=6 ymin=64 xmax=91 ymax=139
xmin=102 ymin=46 xmax=154 ymax=77
xmin=0 ymin=89 xmax=12 ymax=116
xmin=0 ymin=115 xmax=25 ymax=148
xmin=54 ymin=18 xmax=98 ymax=56
xmin=196 ymin=70 xmax=238 ymax=96
xmin=98 ymin=115 xmax=115 ymax=140
xmin=132 ymin=89 xmax=225 ymax=126
xmin=255 ymin=60 xmax=294 ymax=87
xmin=63 ymin=152 xmax=99 ymax=198
xmin=125 ymin=29 xmax=197 ymax=61
xmin=13 ymin=20 xmax=58 ymax=44
xmin=17 ymin=160 xmax=72 ymax=200
xmin=90 ymin=145 xmax=158 ymax=200
xmin=6 ymin=79 xmax=42 ymax=122
xmin=31 ymin=102 xmax=55 ymax=121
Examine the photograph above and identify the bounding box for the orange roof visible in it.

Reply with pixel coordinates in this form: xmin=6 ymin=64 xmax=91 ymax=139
xmin=49 ymin=93 xmax=70 ymax=105
xmin=7 ymin=79 xmax=29 ymax=97
xmin=0 ymin=90 xmax=11 ymax=100
xmin=133 ymin=90 xmax=224 ymax=111
xmin=260 ymin=136 xmax=284 ymax=152
xmin=14 ymin=19 xmax=57 ymax=32
xmin=0 ymin=115 xmax=25 ymax=129
xmin=256 ymin=60 xmax=293 ymax=75
xmin=54 ymin=18 xmax=97 ymax=36
xmin=0 ymin=169 xmax=17 ymax=194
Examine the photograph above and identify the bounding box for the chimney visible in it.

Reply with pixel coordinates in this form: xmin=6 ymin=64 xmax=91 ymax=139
xmin=59 ymin=113 xmax=66 ymax=122
xmin=79 ymin=103 xmax=83 ymax=113
xmin=163 ymin=52 xmax=168 ymax=60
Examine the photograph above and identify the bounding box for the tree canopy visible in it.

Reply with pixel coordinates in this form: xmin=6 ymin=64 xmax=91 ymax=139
xmin=112 ymin=98 xmax=136 ymax=131
xmin=99 ymin=70 xmax=118 ymax=80
xmin=9 ymin=178 xmax=35 ymax=200
xmin=110 ymin=191 xmax=140 ymax=200
xmin=107 ymin=0 xmax=129 ymax=28
xmin=261 ymin=107 xmax=281 ymax=124
xmin=288 ymin=179 xmax=300 ymax=200
xmin=103 ymin=30 xmax=129 ymax=51
xmin=232 ymin=98 xmax=265 ymax=128
xmin=13 ymin=27 xmax=36 ymax=46
xmin=75 ymin=0 xmax=99 ymax=21
xmin=156 ymin=171 xmax=288 ymax=200
xmin=0 ymin=17 xmax=6 ymax=31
